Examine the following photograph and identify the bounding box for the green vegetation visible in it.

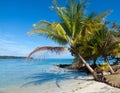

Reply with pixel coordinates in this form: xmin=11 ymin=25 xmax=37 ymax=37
xmin=0 ymin=56 xmax=26 ymax=59
xmin=27 ymin=0 xmax=120 ymax=88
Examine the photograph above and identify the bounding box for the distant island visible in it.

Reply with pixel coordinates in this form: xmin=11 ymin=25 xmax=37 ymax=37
xmin=0 ymin=56 xmax=26 ymax=59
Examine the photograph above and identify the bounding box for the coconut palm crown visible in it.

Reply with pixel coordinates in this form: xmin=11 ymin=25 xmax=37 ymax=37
xmin=28 ymin=0 xmax=111 ymax=47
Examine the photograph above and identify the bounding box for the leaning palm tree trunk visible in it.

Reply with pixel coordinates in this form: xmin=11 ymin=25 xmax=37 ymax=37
xmin=105 ymin=57 xmax=115 ymax=74
xmin=77 ymin=54 xmax=98 ymax=80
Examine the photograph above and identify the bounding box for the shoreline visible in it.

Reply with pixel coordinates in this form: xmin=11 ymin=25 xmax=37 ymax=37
xmin=1 ymin=75 xmax=120 ymax=93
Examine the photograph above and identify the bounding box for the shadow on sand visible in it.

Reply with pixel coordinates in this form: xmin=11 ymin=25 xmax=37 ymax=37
xmin=22 ymin=70 xmax=88 ymax=88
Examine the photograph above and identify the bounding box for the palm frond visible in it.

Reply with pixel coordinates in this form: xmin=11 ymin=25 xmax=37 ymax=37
xmin=26 ymin=46 xmax=68 ymax=60
xmin=34 ymin=21 xmax=51 ymax=27
xmin=95 ymin=10 xmax=112 ymax=21
xmin=28 ymin=21 xmax=71 ymax=45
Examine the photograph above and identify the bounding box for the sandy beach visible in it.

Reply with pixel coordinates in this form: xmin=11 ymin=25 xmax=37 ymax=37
xmin=1 ymin=75 xmax=120 ymax=93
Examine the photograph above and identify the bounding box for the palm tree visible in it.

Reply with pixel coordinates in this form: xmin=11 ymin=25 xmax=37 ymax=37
xmin=27 ymin=0 xmax=112 ymax=80
xmin=86 ymin=22 xmax=120 ymax=74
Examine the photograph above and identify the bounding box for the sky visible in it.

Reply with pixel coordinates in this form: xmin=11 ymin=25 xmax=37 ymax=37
xmin=0 ymin=0 xmax=120 ymax=58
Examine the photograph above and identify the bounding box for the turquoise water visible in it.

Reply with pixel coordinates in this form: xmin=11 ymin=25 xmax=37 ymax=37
xmin=0 ymin=58 xmax=87 ymax=90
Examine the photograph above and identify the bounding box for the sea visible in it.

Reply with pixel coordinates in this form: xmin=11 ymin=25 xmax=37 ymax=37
xmin=0 ymin=58 xmax=87 ymax=91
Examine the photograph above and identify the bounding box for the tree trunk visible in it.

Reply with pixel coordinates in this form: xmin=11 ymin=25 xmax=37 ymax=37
xmin=104 ymin=57 xmax=115 ymax=74
xmin=77 ymin=54 xmax=98 ymax=80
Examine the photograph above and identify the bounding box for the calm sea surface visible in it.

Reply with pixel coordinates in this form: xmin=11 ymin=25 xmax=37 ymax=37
xmin=0 ymin=58 xmax=87 ymax=90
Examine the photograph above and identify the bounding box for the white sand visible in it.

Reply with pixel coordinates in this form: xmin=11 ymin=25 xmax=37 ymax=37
xmin=1 ymin=75 xmax=120 ymax=93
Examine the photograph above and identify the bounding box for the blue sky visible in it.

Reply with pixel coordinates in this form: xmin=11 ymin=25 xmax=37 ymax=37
xmin=0 ymin=0 xmax=120 ymax=58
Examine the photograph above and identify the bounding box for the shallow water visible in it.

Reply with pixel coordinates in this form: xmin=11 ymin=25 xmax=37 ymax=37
xmin=0 ymin=58 xmax=87 ymax=90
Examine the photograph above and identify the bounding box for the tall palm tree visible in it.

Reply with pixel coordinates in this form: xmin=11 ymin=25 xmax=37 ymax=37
xmin=27 ymin=0 xmax=112 ymax=80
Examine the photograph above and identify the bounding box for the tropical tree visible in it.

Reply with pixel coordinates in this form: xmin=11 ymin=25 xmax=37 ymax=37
xmin=86 ymin=22 xmax=120 ymax=73
xmin=27 ymin=0 xmax=113 ymax=80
